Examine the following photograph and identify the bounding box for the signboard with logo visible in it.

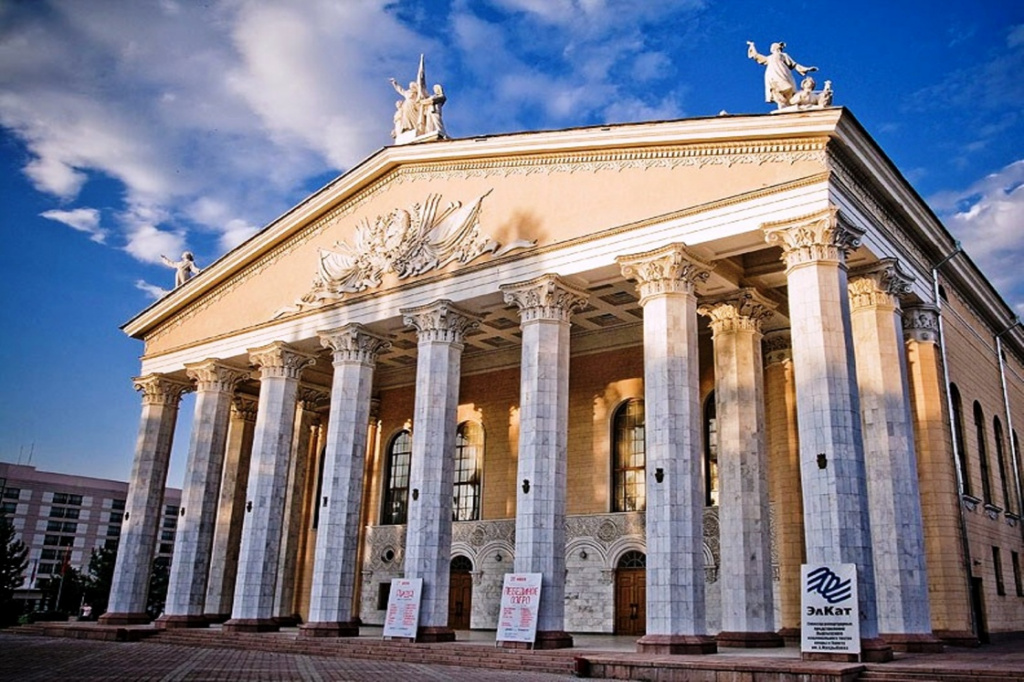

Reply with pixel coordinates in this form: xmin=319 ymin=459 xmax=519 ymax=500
xmin=801 ymin=563 xmax=860 ymax=655
xmin=382 ymin=578 xmax=423 ymax=640
xmin=496 ymin=573 xmax=542 ymax=644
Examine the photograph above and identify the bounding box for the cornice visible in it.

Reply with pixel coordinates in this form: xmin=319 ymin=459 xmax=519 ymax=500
xmin=125 ymin=113 xmax=842 ymax=342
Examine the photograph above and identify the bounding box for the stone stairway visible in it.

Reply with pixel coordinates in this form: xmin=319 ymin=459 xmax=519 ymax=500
xmin=859 ymin=666 xmax=1024 ymax=682
xmin=149 ymin=628 xmax=582 ymax=677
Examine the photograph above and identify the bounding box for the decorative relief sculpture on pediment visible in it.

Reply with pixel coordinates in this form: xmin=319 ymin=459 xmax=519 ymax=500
xmin=276 ymin=190 xmax=535 ymax=318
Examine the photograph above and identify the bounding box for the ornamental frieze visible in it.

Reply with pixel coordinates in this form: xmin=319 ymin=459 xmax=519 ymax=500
xmin=276 ymin=191 xmax=535 ymax=317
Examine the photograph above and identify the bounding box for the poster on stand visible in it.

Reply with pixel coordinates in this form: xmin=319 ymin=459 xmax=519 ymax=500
xmin=496 ymin=573 xmax=542 ymax=644
xmin=382 ymin=578 xmax=423 ymax=640
xmin=801 ymin=563 xmax=860 ymax=655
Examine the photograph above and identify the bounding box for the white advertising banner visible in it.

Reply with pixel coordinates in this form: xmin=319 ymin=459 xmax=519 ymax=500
xmin=382 ymin=578 xmax=423 ymax=640
xmin=801 ymin=563 xmax=860 ymax=655
xmin=496 ymin=573 xmax=543 ymax=644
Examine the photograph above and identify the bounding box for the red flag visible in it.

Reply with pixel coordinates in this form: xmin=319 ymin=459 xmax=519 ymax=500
xmin=29 ymin=558 xmax=38 ymax=585
xmin=60 ymin=546 xmax=72 ymax=576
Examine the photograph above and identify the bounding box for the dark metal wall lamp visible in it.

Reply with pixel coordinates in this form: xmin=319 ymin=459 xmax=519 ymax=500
xmin=654 ymin=467 xmax=664 ymax=483
xmin=522 ymin=479 xmax=530 ymax=494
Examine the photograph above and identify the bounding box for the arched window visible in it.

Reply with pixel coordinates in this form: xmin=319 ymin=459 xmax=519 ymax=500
xmin=382 ymin=430 xmax=412 ymax=525
xmin=612 ymin=399 xmax=646 ymax=512
xmin=617 ymin=550 xmax=647 ymax=569
xmin=703 ymin=392 xmax=718 ymax=507
xmin=454 ymin=421 xmax=483 ymax=521
xmin=950 ymin=384 xmax=971 ymax=496
xmin=994 ymin=417 xmax=1011 ymax=511
xmin=974 ymin=402 xmax=992 ymax=503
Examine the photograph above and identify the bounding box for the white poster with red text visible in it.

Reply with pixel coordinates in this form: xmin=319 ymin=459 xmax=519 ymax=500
xmin=496 ymin=573 xmax=542 ymax=644
xmin=383 ymin=578 xmax=422 ymax=639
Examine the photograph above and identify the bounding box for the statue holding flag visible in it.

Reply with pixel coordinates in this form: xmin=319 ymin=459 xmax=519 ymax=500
xmin=389 ymin=55 xmax=447 ymax=143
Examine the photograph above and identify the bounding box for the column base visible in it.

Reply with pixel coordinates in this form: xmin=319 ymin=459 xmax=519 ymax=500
xmin=299 ymin=621 xmax=360 ymax=638
xmin=881 ymin=632 xmax=945 ymax=653
xmin=272 ymin=615 xmax=301 ymax=627
xmin=636 ymin=634 xmax=717 ymax=655
xmin=716 ymin=630 xmax=785 ymax=648
xmin=222 ymin=618 xmax=280 ymax=633
xmin=203 ymin=613 xmax=231 ymax=624
xmin=934 ymin=629 xmax=980 ymax=647
xmin=98 ymin=612 xmax=151 ymax=626
xmin=155 ymin=614 xmax=210 ymax=629
xmin=501 ymin=630 xmax=574 ymax=649
xmin=802 ymin=637 xmax=893 ymax=663
xmin=777 ymin=627 xmax=800 ymax=644
xmin=416 ymin=626 xmax=456 ymax=642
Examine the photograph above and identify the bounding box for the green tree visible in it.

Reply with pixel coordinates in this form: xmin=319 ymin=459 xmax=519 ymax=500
xmin=83 ymin=545 xmax=117 ymax=616
xmin=146 ymin=557 xmax=170 ymax=619
xmin=0 ymin=513 xmax=29 ymax=626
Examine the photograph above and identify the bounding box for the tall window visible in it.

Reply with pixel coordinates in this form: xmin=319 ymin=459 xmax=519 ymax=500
xmin=994 ymin=417 xmax=1011 ymax=512
xmin=704 ymin=392 xmax=719 ymax=507
xmin=993 ymin=546 xmax=1006 ymax=596
xmin=382 ymin=430 xmax=412 ymax=525
xmin=612 ymin=399 xmax=646 ymax=512
xmin=453 ymin=421 xmax=483 ymax=521
xmin=950 ymin=384 xmax=971 ymax=495
xmin=974 ymin=402 xmax=993 ymax=503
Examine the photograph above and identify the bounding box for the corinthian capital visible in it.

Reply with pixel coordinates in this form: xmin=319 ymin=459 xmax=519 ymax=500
xmin=762 ymin=207 xmax=863 ymax=269
xmin=318 ymin=323 xmax=392 ymax=366
xmin=617 ymin=243 xmax=714 ymax=305
xmin=500 ymin=274 xmax=590 ymax=323
xmin=762 ymin=329 xmax=793 ymax=366
xmin=902 ymin=305 xmax=940 ymax=344
xmin=697 ymin=288 xmax=776 ymax=336
xmin=848 ymin=258 xmax=915 ymax=311
xmin=184 ymin=359 xmax=249 ymax=393
xmin=248 ymin=341 xmax=317 ymax=380
xmin=133 ymin=374 xmax=193 ymax=406
xmin=231 ymin=394 xmax=259 ymax=422
xmin=401 ymin=299 xmax=481 ymax=344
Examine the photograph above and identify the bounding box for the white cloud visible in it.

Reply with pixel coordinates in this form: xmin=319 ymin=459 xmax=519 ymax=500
xmin=123 ymin=224 xmax=186 ymax=265
xmin=932 ymin=160 xmax=1024 ymax=312
xmin=40 ymin=207 xmax=107 ymax=243
xmin=134 ymin=279 xmax=169 ymax=300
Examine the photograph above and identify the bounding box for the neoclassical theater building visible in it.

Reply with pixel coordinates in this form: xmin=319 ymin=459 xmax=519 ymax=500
xmin=101 ymin=107 xmax=1024 ymax=655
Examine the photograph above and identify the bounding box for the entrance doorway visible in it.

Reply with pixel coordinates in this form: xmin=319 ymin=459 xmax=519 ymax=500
xmin=448 ymin=555 xmax=473 ymax=630
xmin=614 ymin=550 xmax=646 ymax=636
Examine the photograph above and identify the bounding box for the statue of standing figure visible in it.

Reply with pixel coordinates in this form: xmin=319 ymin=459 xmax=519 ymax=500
xmin=747 ymin=41 xmax=833 ymax=111
xmin=161 ymin=251 xmax=201 ymax=287
xmin=389 ymin=55 xmax=447 ymax=142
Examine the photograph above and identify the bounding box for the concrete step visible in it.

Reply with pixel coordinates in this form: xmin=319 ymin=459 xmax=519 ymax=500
xmin=147 ymin=629 xmax=580 ymax=675
xmin=859 ymin=669 xmax=1024 ymax=682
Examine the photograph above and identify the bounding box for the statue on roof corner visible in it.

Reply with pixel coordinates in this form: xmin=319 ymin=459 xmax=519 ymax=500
xmin=747 ymin=41 xmax=834 ymax=112
xmin=161 ymin=251 xmax=201 ymax=287
xmin=390 ymin=55 xmax=447 ymax=144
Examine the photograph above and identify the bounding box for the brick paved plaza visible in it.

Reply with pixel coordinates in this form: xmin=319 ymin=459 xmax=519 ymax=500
xmin=0 ymin=634 xmax=574 ymax=681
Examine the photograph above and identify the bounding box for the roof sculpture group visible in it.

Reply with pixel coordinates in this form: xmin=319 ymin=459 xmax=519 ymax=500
xmin=158 ymin=45 xmax=835 ymax=290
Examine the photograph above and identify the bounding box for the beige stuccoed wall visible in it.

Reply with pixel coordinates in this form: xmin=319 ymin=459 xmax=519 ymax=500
xmin=142 ymin=150 xmax=824 ymax=357
xmin=940 ymin=281 xmax=1024 ymax=636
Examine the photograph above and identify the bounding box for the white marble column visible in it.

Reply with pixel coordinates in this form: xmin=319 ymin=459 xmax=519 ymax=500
xmin=763 ymin=208 xmax=891 ymax=662
xmin=500 ymin=275 xmax=589 ymax=650
xmin=849 ymin=260 xmax=938 ymax=651
xmin=159 ymin=360 xmax=247 ymax=628
xmin=274 ymin=386 xmax=328 ymax=624
xmin=101 ymin=374 xmax=192 ymax=625
xmin=224 ymin=342 xmax=316 ymax=633
xmin=204 ymin=394 xmax=257 ymax=622
xmin=302 ymin=325 xmax=390 ymax=637
xmin=699 ymin=289 xmax=782 ymax=647
xmin=763 ymin=330 xmax=805 ymax=639
xmin=401 ymin=300 xmax=480 ymax=642
xmin=618 ymin=244 xmax=718 ymax=655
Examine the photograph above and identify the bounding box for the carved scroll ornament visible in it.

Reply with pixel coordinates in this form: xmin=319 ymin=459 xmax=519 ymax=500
xmin=277 ymin=191 xmax=534 ymax=317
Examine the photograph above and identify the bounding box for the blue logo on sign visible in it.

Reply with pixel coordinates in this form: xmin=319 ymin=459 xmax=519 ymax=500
xmin=806 ymin=566 xmax=852 ymax=604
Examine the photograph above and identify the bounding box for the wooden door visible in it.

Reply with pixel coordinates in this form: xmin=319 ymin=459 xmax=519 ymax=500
xmin=448 ymin=570 xmax=473 ymax=630
xmin=614 ymin=568 xmax=646 ymax=635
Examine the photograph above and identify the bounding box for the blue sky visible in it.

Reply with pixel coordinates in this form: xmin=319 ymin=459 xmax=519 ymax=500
xmin=1 ymin=0 xmax=1022 ymax=488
